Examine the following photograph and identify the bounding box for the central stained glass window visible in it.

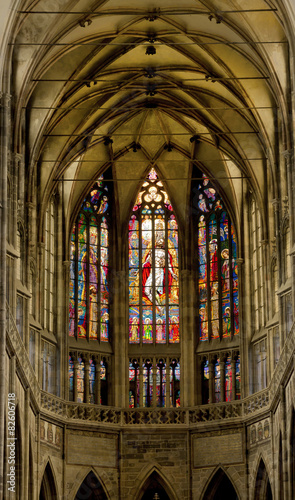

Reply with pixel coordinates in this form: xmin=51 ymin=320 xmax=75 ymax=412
xmin=69 ymin=177 xmax=109 ymax=341
xmin=129 ymin=168 xmax=179 ymax=344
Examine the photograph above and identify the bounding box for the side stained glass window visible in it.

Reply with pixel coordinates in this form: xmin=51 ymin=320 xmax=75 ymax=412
xmin=196 ymin=173 xmax=239 ymax=341
xmin=129 ymin=168 xmax=179 ymax=344
xmin=69 ymin=177 xmax=109 ymax=341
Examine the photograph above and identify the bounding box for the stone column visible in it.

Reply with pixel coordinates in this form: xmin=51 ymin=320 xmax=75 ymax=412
xmin=236 ymin=257 xmax=245 ymax=398
xmin=231 ymin=357 xmax=236 ymax=400
xmin=166 ymin=359 xmax=170 ymax=408
xmin=180 ymin=269 xmax=195 ymax=406
xmin=84 ymin=354 xmax=90 ymax=403
xmin=209 ymin=360 xmax=214 ymax=403
xmin=0 ymin=93 xmax=10 ymax=498
xmin=73 ymin=355 xmax=78 ymax=402
xmin=139 ymin=360 xmax=144 ymax=407
xmin=94 ymin=355 xmax=101 ymax=405
xmin=283 ymin=150 xmax=295 ymax=321
xmin=112 ymin=269 xmax=127 ymax=407
xmin=23 ymin=388 xmax=30 ymax=500
xmin=220 ymin=360 xmax=225 ymax=402
xmin=152 ymin=357 xmax=157 ymax=407
xmin=62 ymin=260 xmax=71 ymax=400
xmin=280 ymin=385 xmax=289 ymax=500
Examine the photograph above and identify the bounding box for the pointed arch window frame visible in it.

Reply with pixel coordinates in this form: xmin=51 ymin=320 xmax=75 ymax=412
xmin=69 ymin=177 xmax=110 ymax=343
xmin=194 ymin=171 xmax=239 ymax=342
xmin=128 ymin=168 xmax=180 ymax=346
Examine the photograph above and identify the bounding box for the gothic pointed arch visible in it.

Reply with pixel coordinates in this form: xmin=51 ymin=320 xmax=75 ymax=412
xmin=192 ymin=168 xmax=239 ymax=342
xmin=69 ymin=174 xmax=110 ymax=342
xmin=128 ymin=167 xmax=181 ymax=408
xmin=39 ymin=461 xmax=58 ymax=500
xmin=254 ymin=458 xmax=273 ymax=500
xmin=136 ymin=469 xmax=178 ymax=500
xmin=74 ymin=470 xmax=108 ymax=500
xmin=129 ymin=167 xmax=179 ymax=345
xmin=201 ymin=468 xmax=239 ymax=500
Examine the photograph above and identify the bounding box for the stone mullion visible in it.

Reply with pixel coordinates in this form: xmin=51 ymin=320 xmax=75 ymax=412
xmin=284 ymin=151 xmax=295 ymax=323
xmin=236 ymin=257 xmax=244 ymax=398
xmin=94 ymin=355 xmax=101 ymax=405
xmin=181 ymin=269 xmax=195 ymax=406
xmin=63 ymin=260 xmax=71 ymax=400
xmin=231 ymin=357 xmax=236 ymax=400
xmin=208 ymin=360 xmax=214 ymax=403
xmin=139 ymin=359 xmax=144 ymax=407
xmin=166 ymin=358 xmax=170 ymax=408
xmin=73 ymin=355 xmax=78 ymax=402
xmin=84 ymin=353 xmax=90 ymax=403
xmin=152 ymin=357 xmax=157 ymax=407
xmin=220 ymin=360 xmax=225 ymax=402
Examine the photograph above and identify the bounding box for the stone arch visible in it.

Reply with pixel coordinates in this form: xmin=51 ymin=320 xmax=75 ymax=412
xmin=39 ymin=459 xmax=58 ymax=499
xmin=134 ymin=465 xmax=178 ymax=500
xmin=253 ymin=458 xmax=273 ymax=500
xmin=73 ymin=470 xmax=109 ymax=500
xmin=70 ymin=468 xmax=113 ymax=500
xmin=201 ymin=466 xmax=240 ymax=500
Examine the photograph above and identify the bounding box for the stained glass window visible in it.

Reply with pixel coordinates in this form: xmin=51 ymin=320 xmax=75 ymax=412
xmin=170 ymin=360 xmax=180 ymax=407
xmin=235 ymin=355 xmax=241 ymax=399
xmin=89 ymin=359 xmax=96 ymax=404
xmin=69 ymin=356 xmax=74 ymax=401
xmin=202 ymin=358 xmax=209 ymax=404
xmin=225 ymin=357 xmax=232 ymax=402
xmin=69 ymin=177 xmax=109 ymax=341
xmin=214 ymin=358 xmax=221 ymax=402
xmin=195 ymin=172 xmax=239 ymax=341
xmin=129 ymin=168 xmax=179 ymax=344
xmin=77 ymin=357 xmax=84 ymax=403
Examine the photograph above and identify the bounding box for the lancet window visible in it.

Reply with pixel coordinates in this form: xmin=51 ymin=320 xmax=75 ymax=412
xmin=69 ymin=177 xmax=109 ymax=341
xmin=129 ymin=358 xmax=180 ymax=408
xmin=201 ymin=353 xmax=240 ymax=403
xmin=69 ymin=353 xmax=108 ymax=404
xmin=195 ymin=173 xmax=239 ymax=341
xmin=129 ymin=168 xmax=179 ymax=345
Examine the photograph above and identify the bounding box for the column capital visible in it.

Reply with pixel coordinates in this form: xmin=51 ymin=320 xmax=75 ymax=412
xmin=282 ymin=149 xmax=293 ymax=161
xmin=0 ymin=93 xmax=11 ymax=108
xmin=271 ymin=198 xmax=280 ymax=211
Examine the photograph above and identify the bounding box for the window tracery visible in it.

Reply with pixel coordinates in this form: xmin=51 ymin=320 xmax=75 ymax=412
xmin=195 ymin=173 xmax=239 ymax=341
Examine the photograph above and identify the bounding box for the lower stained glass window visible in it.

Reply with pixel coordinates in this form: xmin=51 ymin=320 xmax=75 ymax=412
xmin=128 ymin=358 xmax=180 ymax=408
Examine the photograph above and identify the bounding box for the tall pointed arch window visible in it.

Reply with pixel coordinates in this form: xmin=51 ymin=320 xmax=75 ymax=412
xmin=129 ymin=168 xmax=179 ymax=344
xmin=195 ymin=173 xmax=239 ymax=341
xmin=69 ymin=177 xmax=109 ymax=341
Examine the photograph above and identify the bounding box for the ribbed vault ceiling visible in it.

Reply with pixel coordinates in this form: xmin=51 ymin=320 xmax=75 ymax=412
xmin=11 ymin=0 xmax=289 ymax=235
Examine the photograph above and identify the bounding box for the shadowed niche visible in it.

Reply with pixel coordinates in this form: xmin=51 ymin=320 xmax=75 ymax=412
xmin=202 ymin=468 xmax=238 ymax=500
xmin=254 ymin=459 xmax=273 ymax=500
xmin=75 ymin=471 xmax=108 ymax=500
xmin=39 ymin=462 xmax=58 ymax=500
xmin=140 ymin=471 xmax=171 ymax=500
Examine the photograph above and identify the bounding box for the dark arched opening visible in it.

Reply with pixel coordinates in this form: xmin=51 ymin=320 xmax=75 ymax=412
xmin=254 ymin=459 xmax=273 ymax=500
xmin=139 ymin=471 xmax=172 ymax=500
xmin=75 ymin=471 xmax=108 ymax=500
xmin=202 ymin=468 xmax=238 ymax=500
xmin=39 ymin=462 xmax=58 ymax=500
